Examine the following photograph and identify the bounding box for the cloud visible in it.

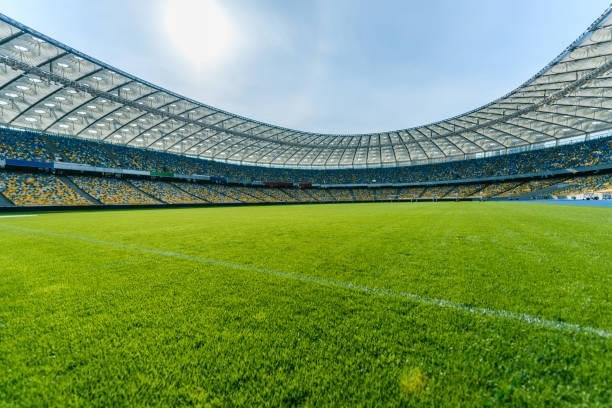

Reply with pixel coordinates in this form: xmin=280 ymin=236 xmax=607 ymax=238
xmin=158 ymin=0 xmax=243 ymax=75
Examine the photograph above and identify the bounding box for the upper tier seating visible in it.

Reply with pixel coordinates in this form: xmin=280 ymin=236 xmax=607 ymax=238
xmin=0 ymin=128 xmax=609 ymax=185
xmin=0 ymin=131 xmax=54 ymax=162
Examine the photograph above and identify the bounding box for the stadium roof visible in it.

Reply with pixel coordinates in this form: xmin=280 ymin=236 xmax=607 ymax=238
xmin=0 ymin=8 xmax=611 ymax=169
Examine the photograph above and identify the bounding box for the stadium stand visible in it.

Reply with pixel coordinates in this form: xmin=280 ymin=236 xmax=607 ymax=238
xmin=0 ymin=129 xmax=609 ymax=185
xmin=301 ymin=189 xmax=333 ymax=202
xmin=259 ymin=188 xmax=298 ymax=202
xmin=476 ymin=181 xmax=524 ymax=199
xmin=329 ymin=188 xmax=354 ymax=201
xmin=374 ymin=188 xmax=400 ymax=200
xmin=130 ymin=180 xmax=204 ymax=204
xmin=0 ymin=10 xmax=610 ymax=209
xmin=0 ymin=131 xmax=54 ymax=162
xmin=0 ymin=128 xmax=609 ymax=208
xmin=53 ymin=138 xmax=120 ymax=169
xmin=496 ymin=179 xmax=567 ymax=198
xmin=172 ymin=183 xmax=239 ymax=204
xmin=0 ymin=168 xmax=609 ymax=207
xmin=205 ymin=185 xmax=256 ymax=203
xmin=0 ymin=171 xmax=89 ymax=206
xmin=552 ymin=174 xmax=612 ymax=198
xmin=351 ymin=189 xmax=376 ymax=201
xmin=420 ymin=185 xmax=454 ymax=199
xmin=397 ymin=187 xmax=426 ymax=200
xmin=71 ymin=176 xmax=159 ymax=205
xmin=446 ymin=184 xmax=486 ymax=199
xmin=280 ymin=188 xmax=312 ymax=202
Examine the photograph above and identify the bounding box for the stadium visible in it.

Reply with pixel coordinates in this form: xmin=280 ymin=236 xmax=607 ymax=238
xmin=0 ymin=2 xmax=610 ymax=406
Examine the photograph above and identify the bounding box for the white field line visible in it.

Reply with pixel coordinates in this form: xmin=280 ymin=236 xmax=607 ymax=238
xmin=0 ymin=215 xmax=37 ymax=219
xmin=1 ymin=223 xmax=610 ymax=339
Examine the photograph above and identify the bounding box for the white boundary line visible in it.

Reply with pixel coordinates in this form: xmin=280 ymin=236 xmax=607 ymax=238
xmin=0 ymin=215 xmax=38 ymax=219
xmin=1 ymin=224 xmax=610 ymax=339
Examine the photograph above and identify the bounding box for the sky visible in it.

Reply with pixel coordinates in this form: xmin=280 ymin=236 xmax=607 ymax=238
xmin=0 ymin=0 xmax=610 ymax=134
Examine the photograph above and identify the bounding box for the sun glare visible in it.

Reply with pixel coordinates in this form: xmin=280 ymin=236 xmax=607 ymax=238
xmin=160 ymin=0 xmax=239 ymax=72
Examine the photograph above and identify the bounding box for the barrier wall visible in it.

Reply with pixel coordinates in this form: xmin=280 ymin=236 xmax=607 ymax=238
xmin=53 ymin=161 xmax=149 ymax=176
xmin=0 ymin=198 xmax=486 ymax=213
xmin=5 ymin=159 xmax=53 ymax=169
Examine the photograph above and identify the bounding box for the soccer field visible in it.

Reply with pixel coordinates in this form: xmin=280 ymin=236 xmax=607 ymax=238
xmin=0 ymin=203 xmax=610 ymax=406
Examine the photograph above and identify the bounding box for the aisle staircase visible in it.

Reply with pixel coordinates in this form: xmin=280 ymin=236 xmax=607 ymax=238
xmin=124 ymin=180 xmax=165 ymax=204
xmin=60 ymin=176 xmax=101 ymax=205
xmin=0 ymin=192 xmax=14 ymax=207
xmin=519 ymin=182 xmax=570 ymax=199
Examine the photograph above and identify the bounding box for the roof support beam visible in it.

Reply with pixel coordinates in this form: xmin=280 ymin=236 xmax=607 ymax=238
xmin=227 ymin=141 xmax=265 ymax=162
xmin=9 ymin=68 xmax=106 ymax=128
xmin=0 ymin=6 xmax=611 ymax=169
xmin=234 ymin=142 xmax=275 ymax=164
xmin=0 ymin=51 xmax=69 ymax=97
xmin=104 ymin=96 xmax=179 ymax=142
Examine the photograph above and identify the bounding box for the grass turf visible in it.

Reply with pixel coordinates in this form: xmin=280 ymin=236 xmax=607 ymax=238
xmin=0 ymin=202 xmax=610 ymax=406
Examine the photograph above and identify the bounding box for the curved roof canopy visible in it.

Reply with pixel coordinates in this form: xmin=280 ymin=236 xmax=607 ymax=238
xmin=0 ymin=8 xmax=611 ymax=169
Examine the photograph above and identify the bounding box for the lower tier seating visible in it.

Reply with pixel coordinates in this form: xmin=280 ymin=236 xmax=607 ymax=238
xmin=130 ymin=180 xmax=204 ymax=204
xmin=0 ymin=171 xmax=90 ymax=206
xmin=71 ymin=176 xmax=159 ymax=205
xmin=171 ymin=183 xmax=240 ymax=204
xmin=0 ymin=170 xmax=610 ymax=207
xmin=552 ymin=174 xmax=612 ymax=197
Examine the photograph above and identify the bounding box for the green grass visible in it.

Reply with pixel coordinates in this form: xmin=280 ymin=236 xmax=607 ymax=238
xmin=0 ymin=202 xmax=610 ymax=406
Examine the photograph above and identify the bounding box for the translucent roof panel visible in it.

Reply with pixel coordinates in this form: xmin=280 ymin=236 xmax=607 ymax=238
xmin=0 ymin=6 xmax=611 ymax=169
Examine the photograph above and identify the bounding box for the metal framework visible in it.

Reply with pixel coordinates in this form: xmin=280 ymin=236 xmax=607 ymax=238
xmin=0 ymin=7 xmax=611 ymax=169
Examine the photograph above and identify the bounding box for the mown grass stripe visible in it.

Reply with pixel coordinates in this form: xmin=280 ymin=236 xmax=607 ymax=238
xmin=2 ymin=223 xmax=610 ymax=339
